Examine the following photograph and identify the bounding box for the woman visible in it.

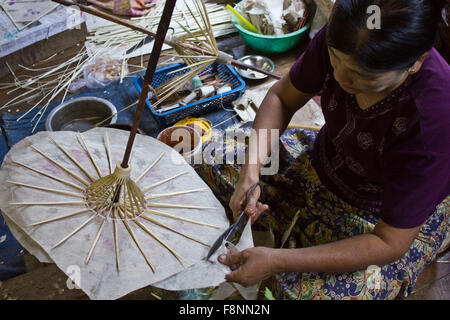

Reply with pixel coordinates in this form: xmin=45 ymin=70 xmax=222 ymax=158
xmin=195 ymin=0 xmax=450 ymax=299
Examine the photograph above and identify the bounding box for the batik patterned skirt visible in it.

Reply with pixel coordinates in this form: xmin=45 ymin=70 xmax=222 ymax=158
xmin=193 ymin=128 xmax=450 ymax=300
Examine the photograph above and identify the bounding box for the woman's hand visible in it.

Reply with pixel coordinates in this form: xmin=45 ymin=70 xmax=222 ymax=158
xmin=218 ymin=247 xmax=277 ymax=287
xmin=229 ymin=168 xmax=269 ymax=223
xmin=229 ymin=182 xmax=269 ymax=223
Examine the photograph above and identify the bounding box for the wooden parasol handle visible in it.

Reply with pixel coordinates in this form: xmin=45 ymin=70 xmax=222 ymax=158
xmin=120 ymin=0 xmax=177 ymax=168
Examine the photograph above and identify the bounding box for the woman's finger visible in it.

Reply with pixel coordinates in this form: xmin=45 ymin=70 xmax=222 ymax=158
xmin=225 ymin=269 xmax=243 ymax=284
xmin=218 ymin=251 xmax=240 ymax=266
xmin=249 ymin=202 xmax=269 ymax=223
xmin=244 ymin=184 xmax=261 ymax=214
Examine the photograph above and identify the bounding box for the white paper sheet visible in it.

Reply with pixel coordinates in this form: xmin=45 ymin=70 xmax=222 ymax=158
xmin=0 ymin=128 xmax=250 ymax=299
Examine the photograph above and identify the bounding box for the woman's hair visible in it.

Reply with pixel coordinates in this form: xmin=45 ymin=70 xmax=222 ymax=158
xmin=327 ymin=0 xmax=450 ymax=73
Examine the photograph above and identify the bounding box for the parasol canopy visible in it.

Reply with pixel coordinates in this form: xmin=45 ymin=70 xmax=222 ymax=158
xmin=0 ymin=128 xmax=246 ymax=299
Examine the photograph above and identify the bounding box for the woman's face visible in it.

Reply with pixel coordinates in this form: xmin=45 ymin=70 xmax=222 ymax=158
xmin=328 ymin=46 xmax=408 ymax=95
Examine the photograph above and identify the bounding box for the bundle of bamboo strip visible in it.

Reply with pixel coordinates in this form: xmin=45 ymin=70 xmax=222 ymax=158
xmin=56 ymin=0 xmax=281 ymax=76
xmin=0 ymin=43 xmax=112 ymax=132
xmin=88 ymin=1 xmax=235 ymax=48
xmin=0 ymin=0 xmax=237 ymax=131
xmin=2 ymin=0 xmax=279 ymax=131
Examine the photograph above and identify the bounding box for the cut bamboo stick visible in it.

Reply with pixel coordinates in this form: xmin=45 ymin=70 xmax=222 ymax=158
xmin=135 ymin=151 xmax=166 ymax=184
xmin=182 ymin=0 xmax=215 ymax=55
xmin=13 ymin=47 xmax=91 ymax=123
xmin=113 ymin=207 xmax=120 ymax=272
xmin=145 ymin=188 xmax=207 ymax=200
xmin=153 ymin=66 xmax=197 ymax=97
xmin=31 ymin=145 xmax=90 ymax=186
xmin=166 ymin=59 xmax=215 ymax=75
xmin=52 ymin=214 xmax=98 ymax=249
xmin=10 ymin=201 xmax=86 ymax=206
xmin=138 ymin=73 xmax=159 ymax=100
xmin=139 ymin=213 xmax=209 ymax=247
xmin=11 ymin=161 xmax=85 ymax=192
xmin=145 ymin=208 xmax=220 ymax=229
xmin=154 ymin=64 xmax=210 ymax=101
xmin=142 ymin=171 xmax=188 ymax=193
xmin=27 ymin=209 xmax=91 ymax=227
xmin=77 ymin=132 xmax=102 ymax=179
xmin=85 ymin=209 xmax=111 ymax=264
xmin=152 ymin=66 xmax=206 ymax=108
xmin=125 ymin=210 xmax=186 ymax=265
xmin=104 ymin=133 xmax=113 ymax=175
xmin=146 ymin=203 xmax=215 ymax=210
xmin=7 ymin=181 xmax=84 ymax=198
xmin=117 ymin=208 xmax=155 ymax=272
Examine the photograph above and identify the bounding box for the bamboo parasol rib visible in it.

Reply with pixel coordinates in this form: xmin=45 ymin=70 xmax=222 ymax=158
xmin=124 ymin=202 xmax=214 ymax=210
xmin=52 ymin=214 xmax=99 ymax=249
xmin=10 ymin=201 xmax=86 ymax=206
xmin=126 ymin=209 xmax=187 ymax=266
xmin=27 ymin=209 xmax=91 ymax=227
xmin=30 ymin=146 xmax=90 ymax=186
xmin=7 ymin=181 xmax=84 ymax=198
xmin=145 ymin=208 xmax=220 ymax=229
xmin=142 ymin=171 xmax=189 ymax=192
xmin=112 ymin=208 xmax=120 ymax=271
xmin=12 ymin=161 xmax=84 ymax=191
xmin=50 ymin=137 xmax=96 ymax=182
xmin=104 ymin=132 xmax=113 ymax=175
xmin=77 ymin=133 xmax=102 ymax=179
xmin=135 ymin=151 xmax=166 ymax=184
xmin=4 ymin=0 xmax=229 ymax=278
xmin=117 ymin=206 xmax=156 ymax=272
xmin=139 ymin=213 xmax=209 ymax=247
xmin=145 ymin=188 xmax=208 ymax=200
xmin=85 ymin=208 xmax=111 ymax=264
xmin=9 ymin=130 xmax=223 ymax=274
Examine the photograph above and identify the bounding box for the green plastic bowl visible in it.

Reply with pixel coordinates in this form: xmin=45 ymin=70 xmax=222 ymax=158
xmin=231 ymin=3 xmax=312 ymax=54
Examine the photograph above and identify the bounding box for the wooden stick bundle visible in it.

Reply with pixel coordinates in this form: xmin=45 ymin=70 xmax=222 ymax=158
xmin=51 ymin=0 xmax=281 ymax=80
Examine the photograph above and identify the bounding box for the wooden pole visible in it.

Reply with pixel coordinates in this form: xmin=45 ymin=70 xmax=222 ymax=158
xmin=120 ymin=0 xmax=177 ymax=169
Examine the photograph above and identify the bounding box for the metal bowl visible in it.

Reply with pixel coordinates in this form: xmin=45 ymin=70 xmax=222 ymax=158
xmin=45 ymin=97 xmax=117 ymax=132
xmin=104 ymin=123 xmax=145 ymax=135
xmin=235 ymin=55 xmax=275 ymax=80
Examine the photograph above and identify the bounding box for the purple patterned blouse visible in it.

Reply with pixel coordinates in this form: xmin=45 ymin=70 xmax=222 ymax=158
xmin=289 ymin=25 xmax=450 ymax=228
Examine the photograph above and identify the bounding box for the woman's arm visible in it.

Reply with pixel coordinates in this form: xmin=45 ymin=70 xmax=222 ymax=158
xmin=229 ymin=74 xmax=315 ymax=220
xmin=220 ymin=219 xmax=422 ymax=287
xmin=245 ymin=73 xmax=315 ymax=174
xmin=273 ymin=220 xmax=422 ymax=273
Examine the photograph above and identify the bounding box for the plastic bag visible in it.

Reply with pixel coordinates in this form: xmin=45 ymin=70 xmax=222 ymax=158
xmin=69 ymin=57 xmax=127 ymax=92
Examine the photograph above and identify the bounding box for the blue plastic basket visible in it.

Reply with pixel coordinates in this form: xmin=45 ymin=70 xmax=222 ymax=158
xmin=133 ymin=62 xmax=247 ymax=127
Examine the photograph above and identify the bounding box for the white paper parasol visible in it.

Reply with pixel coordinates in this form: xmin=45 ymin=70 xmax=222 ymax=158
xmin=0 ymin=127 xmax=237 ymax=299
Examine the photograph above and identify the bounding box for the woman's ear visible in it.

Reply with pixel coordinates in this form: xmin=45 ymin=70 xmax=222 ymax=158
xmin=408 ymin=52 xmax=430 ymax=74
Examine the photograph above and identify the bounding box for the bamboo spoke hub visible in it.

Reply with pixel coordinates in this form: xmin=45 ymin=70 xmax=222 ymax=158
xmin=85 ymin=162 xmax=147 ymax=219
